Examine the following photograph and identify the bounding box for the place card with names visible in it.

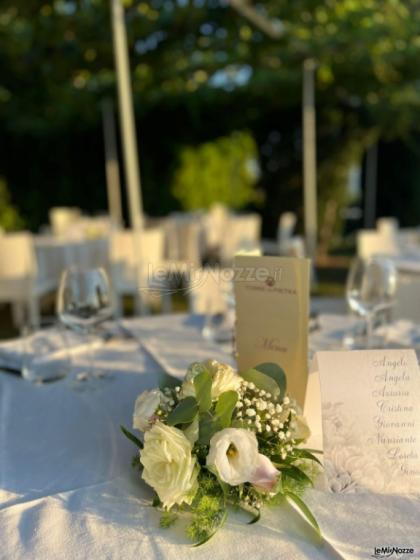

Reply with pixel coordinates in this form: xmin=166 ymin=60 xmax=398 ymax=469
xmin=234 ymin=255 xmax=310 ymax=406
xmin=314 ymin=349 xmax=420 ymax=494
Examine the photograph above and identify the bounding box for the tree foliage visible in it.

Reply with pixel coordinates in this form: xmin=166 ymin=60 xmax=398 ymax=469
xmin=172 ymin=131 xmax=259 ymax=210
xmin=0 ymin=0 xmax=420 ymax=233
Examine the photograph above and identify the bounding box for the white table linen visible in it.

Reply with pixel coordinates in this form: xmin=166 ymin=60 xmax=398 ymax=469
xmin=1 ymin=314 xmax=419 ymax=559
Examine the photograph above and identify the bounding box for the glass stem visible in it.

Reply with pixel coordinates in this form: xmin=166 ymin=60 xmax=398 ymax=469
xmin=366 ymin=312 xmax=374 ymax=348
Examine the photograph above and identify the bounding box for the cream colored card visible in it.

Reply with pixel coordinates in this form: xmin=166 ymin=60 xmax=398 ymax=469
xmin=314 ymin=349 xmax=420 ymax=494
xmin=233 ymin=255 xmax=310 ymax=405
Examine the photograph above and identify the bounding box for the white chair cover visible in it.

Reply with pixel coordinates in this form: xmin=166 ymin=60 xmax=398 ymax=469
xmin=187 ymin=267 xmax=233 ymax=314
xmin=220 ymin=213 xmax=261 ymax=265
xmin=357 ymin=230 xmax=400 ymax=259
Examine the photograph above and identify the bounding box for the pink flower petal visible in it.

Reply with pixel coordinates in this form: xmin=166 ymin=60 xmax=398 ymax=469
xmin=250 ymin=454 xmax=279 ymax=492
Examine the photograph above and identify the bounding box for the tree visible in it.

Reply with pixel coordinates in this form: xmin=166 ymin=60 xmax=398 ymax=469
xmin=0 ymin=0 xmax=420 ymax=234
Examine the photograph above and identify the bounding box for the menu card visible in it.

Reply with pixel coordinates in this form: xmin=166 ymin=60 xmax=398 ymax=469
xmin=234 ymin=255 xmax=310 ymax=405
xmin=314 ymin=349 xmax=420 ymax=494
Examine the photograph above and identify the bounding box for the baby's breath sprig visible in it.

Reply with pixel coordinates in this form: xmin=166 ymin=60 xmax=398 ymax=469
xmin=233 ymin=381 xmax=300 ymax=463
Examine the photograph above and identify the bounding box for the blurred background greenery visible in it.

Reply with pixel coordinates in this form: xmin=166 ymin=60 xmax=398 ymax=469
xmin=1 ymin=0 xmax=420 ymax=245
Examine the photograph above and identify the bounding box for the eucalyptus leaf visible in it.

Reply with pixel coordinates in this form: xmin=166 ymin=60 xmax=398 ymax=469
xmin=253 ymin=362 xmax=287 ymax=399
xmin=215 ymin=390 xmax=238 ymax=428
xmin=193 ymin=370 xmax=212 ymax=412
xmin=241 ymin=368 xmax=279 ymax=397
xmin=198 ymin=411 xmax=219 ymax=445
xmin=166 ymin=397 xmax=198 ymax=426
xmin=120 ymin=425 xmax=143 ymax=449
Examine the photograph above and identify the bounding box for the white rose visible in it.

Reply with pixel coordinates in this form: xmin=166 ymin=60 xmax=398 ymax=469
xmin=133 ymin=389 xmax=161 ymax=432
xmin=140 ymin=421 xmax=199 ymax=509
xmin=207 ymin=428 xmax=278 ymax=491
xmin=182 ymin=360 xmax=241 ymax=399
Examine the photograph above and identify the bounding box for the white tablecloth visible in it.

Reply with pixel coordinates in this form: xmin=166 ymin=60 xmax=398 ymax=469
xmin=0 ymin=314 xmax=419 ymax=560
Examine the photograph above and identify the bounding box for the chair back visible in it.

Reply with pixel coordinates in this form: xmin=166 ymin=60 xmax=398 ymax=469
xmin=110 ymin=228 xmax=165 ymax=291
xmin=0 ymin=232 xmax=37 ymax=280
xmin=277 ymin=212 xmax=297 ymax=245
xmin=49 ymin=207 xmax=81 ymax=237
xmin=393 ymin=271 xmax=420 ymax=322
xmin=187 ymin=267 xmax=233 ymax=314
xmin=220 ymin=214 xmax=261 ymax=264
xmin=165 ymin=217 xmax=203 ymax=266
xmin=357 ymin=230 xmax=400 ymax=259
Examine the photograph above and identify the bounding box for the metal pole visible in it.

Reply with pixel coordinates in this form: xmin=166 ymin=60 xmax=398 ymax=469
xmin=110 ymin=0 xmax=143 ymax=231
xmin=101 ymin=98 xmax=123 ymax=227
xmin=302 ymin=59 xmax=317 ymax=259
xmin=364 ymin=143 xmax=378 ymax=228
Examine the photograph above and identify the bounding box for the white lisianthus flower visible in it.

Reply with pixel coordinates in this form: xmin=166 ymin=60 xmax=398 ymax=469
xmin=140 ymin=421 xmax=199 ymax=509
xmin=182 ymin=360 xmax=241 ymax=399
xmin=207 ymin=428 xmax=278 ymax=491
xmin=133 ymin=389 xmax=161 ymax=432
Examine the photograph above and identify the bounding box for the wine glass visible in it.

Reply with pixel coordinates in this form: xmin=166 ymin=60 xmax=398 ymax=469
xmin=346 ymin=257 xmax=397 ymax=348
xmin=57 ymin=267 xmax=113 ymax=382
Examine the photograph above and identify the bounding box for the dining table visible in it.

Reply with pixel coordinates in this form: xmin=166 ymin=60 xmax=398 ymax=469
xmin=0 ymin=314 xmax=419 ymax=560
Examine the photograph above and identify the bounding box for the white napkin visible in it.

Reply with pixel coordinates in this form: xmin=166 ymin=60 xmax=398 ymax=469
xmin=376 ymin=319 xmax=420 ymax=347
xmin=0 ymin=329 xmax=101 ymax=374
xmin=140 ymin=335 xmax=234 ymax=379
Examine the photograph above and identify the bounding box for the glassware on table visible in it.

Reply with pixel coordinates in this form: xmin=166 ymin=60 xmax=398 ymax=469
xmin=345 ymin=257 xmax=397 ymax=348
xmin=57 ymin=267 xmax=113 ymax=382
xmin=22 ymin=323 xmax=70 ymax=383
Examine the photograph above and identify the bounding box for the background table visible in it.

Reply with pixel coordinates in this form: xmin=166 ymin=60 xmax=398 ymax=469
xmin=0 ymin=315 xmax=419 ymax=560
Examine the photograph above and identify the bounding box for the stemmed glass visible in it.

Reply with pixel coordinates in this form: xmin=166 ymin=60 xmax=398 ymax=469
xmin=57 ymin=267 xmax=114 ymax=382
xmin=346 ymin=257 xmax=397 ymax=348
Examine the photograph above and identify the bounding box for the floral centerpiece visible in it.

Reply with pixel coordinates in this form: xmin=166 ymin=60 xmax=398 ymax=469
xmin=121 ymin=359 xmax=321 ymax=545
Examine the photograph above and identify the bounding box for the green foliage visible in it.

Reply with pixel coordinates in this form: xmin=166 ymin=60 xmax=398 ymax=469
xmin=252 ymin=363 xmax=287 ymax=400
xmin=166 ymin=396 xmax=199 ymax=426
xmin=0 ymin=179 xmax=24 ymax=231
xmin=160 ymin=511 xmax=178 ymax=529
xmin=171 ymin=131 xmax=260 ymax=211
xmin=120 ymin=425 xmax=143 ymax=449
xmin=1 ymin=1 xmax=420 ymax=233
xmin=193 ymin=371 xmax=212 ymax=413
xmin=241 ymin=368 xmax=280 ymax=399
xmin=186 ymin=472 xmax=226 ymax=545
xmin=214 ymin=391 xmax=238 ymax=428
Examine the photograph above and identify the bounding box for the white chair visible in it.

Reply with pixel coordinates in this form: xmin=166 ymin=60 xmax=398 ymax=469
xmin=376 ymin=217 xmax=399 ymax=236
xmin=165 ymin=216 xmax=203 ymax=266
xmin=109 ymin=228 xmax=169 ymax=316
xmin=0 ymin=232 xmax=56 ymax=327
xmin=220 ymin=214 xmax=261 ymax=265
xmin=187 ymin=267 xmax=233 ymax=314
xmin=49 ymin=207 xmax=82 ymax=238
xmin=277 ymin=212 xmax=297 ymax=246
xmin=357 ymin=230 xmax=400 ymax=259
xmin=277 ymin=212 xmax=306 ymax=257
xmin=203 ymin=204 xmax=229 ymax=251
xmin=397 ymin=228 xmax=420 ymax=250
xmin=392 ymin=270 xmax=420 ymax=322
